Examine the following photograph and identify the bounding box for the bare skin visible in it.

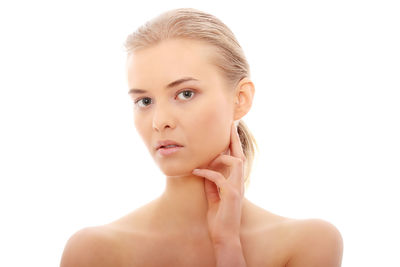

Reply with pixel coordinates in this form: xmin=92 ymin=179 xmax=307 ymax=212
xmin=61 ymin=199 xmax=342 ymax=266
xmin=104 ymin=197 xmax=296 ymax=266
xmin=60 ymin=38 xmax=343 ymax=267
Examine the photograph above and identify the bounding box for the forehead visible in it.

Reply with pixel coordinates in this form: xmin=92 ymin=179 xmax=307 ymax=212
xmin=126 ymin=39 xmax=221 ymax=88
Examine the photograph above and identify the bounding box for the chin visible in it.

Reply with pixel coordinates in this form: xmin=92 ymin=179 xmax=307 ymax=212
xmin=158 ymin=165 xmax=195 ymax=177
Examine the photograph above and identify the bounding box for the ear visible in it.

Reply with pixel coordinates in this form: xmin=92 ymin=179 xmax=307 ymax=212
xmin=233 ymin=77 xmax=255 ymax=121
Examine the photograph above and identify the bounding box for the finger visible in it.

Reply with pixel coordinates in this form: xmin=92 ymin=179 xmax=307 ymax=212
xmin=204 ymin=178 xmax=221 ymax=204
xmin=206 ymin=155 xmax=244 ymax=191
xmin=192 ymin=168 xmax=227 ymax=191
xmin=207 ymin=152 xmax=233 ymax=171
xmin=230 ymin=121 xmax=245 ymax=161
xmin=222 ymin=146 xmax=230 ymax=156
xmin=207 ymin=154 xmax=242 ymax=176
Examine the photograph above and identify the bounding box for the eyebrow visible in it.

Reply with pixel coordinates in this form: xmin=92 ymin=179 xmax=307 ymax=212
xmin=128 ymin=77 xmax=199 ymax=94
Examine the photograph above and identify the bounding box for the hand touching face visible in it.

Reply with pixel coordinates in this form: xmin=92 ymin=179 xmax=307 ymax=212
xmin=192 ymin=121 xmax=245 ymax=244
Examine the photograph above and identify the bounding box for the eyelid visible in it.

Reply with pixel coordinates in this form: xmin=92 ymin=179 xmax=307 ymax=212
xmin=133 ymin=88 xmax=197 ymax=108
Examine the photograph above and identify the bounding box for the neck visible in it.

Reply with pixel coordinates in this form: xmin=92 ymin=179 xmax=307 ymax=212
xmin=149 ymin=172 xmax=253 ymax=239
xmin=154 ymin=173 xmax=209 ymax=234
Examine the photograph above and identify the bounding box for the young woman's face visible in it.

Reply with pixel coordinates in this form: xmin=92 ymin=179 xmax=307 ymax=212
xmin=126 ymin=38 xmax=235 ymax=176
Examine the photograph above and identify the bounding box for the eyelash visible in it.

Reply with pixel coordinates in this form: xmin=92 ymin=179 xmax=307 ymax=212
xmin=134 ymin=89 xmax=196 ymax=109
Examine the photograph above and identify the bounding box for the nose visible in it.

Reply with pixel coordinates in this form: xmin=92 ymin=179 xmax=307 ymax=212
xmin=152 ymin=101 xmax=175 ymax=132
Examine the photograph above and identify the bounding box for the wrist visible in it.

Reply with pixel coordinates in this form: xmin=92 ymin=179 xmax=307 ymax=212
xmin=213 ymin=238 xmax=247 ymax=267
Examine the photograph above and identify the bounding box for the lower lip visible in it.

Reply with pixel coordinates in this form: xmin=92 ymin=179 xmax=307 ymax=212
xmin=157 ymin=146 xmax=183 ymax=156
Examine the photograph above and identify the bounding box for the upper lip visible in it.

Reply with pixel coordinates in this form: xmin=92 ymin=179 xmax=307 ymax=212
xmin=155 ymin=140 xmax=183 ymax=150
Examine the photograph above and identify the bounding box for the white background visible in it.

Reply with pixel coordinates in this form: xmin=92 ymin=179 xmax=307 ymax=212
xmin=0 ymin=0 xmax=399 ymax=266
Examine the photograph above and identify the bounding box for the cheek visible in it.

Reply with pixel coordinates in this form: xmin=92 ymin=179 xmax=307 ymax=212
xmin=133 ymin=115 xmax=141 ymax=135
xmin=190 ymin=103 xmax=231 ymax=154
xmin=133 ymin=114 xmax=140 ymax=131
xmin=133 ymin=115 xmax=151 ymax=145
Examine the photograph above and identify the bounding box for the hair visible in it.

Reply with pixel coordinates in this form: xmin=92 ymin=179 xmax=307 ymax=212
xmin=124 ymin=8 xmax=259 ymax=192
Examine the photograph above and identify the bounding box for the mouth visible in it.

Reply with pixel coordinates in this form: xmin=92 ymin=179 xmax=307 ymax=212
xmin=157 ymin=145 xmax=183 ymax=156
xmin=158 ymin=144 xmax=183 ymax=149
xmin=155 ymin=139 xmax=184 ymax=151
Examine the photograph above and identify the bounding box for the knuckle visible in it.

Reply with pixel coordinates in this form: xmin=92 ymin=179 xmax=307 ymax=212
xmin=217 ymin=172 xmax=225 ymax=179
xmin=235 ymin=157 xmax=244 ymax=165
xmin=217 ymin=173 xmax=227 ymax=183
xmin=221 ymin=155 xmax=231 ymax=160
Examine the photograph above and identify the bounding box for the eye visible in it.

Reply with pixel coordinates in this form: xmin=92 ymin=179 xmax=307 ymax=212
xmin=133 ymin=90 xmax=196 ymax=109
xmin=134 ymin=97 xmax=152 ymax=108
xmin=177 ymin=90 xmax=195 ymax=100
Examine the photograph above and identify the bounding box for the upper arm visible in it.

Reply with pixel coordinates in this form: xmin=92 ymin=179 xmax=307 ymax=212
xmin=60 ymin=227 xmax=120 ymax=267
xmin=287 ymin=219 xmax=343 ymax=267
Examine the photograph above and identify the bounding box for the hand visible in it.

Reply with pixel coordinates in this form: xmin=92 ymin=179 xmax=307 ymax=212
xmin=192 ymin=121 xmax=245 ymax=245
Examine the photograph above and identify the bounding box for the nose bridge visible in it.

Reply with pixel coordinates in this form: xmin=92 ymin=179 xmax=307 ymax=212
xmin=152 ymin=97 xmax=174 ymax=131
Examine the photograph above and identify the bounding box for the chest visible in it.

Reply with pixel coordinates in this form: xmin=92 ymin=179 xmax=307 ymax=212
xmin=116 ymin=230 xmax=289 ymax=267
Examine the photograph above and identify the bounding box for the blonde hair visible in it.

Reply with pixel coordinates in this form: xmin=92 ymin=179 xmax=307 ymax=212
xmin=124 ymin=8 xmax=258 ymax=191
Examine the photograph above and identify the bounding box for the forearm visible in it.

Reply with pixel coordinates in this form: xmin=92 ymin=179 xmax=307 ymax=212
xmin=213 ymin=238 xmax=247 ymax=267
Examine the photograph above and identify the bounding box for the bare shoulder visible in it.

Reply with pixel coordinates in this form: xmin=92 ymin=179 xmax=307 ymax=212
xmin=284 ymin=218 xmax=344 ymax=267
xmin=60 ymin=226 xmax=121 ymax=267
xmin=242 ymin=200 xmax=343 ymax=266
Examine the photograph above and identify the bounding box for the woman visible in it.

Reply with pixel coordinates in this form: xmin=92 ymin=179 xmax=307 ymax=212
xmin=60 ymin=8 xmax=343 ymax=266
